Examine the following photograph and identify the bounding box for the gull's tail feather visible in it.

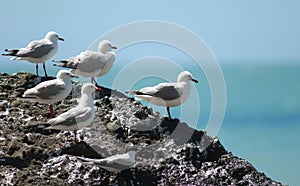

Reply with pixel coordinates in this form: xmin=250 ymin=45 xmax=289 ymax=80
xmin=52 ymin=59 xmax=68 ymax=63
xmin=77 ymin=157 xmax=99 ymax=165
xmin=125 ymin=90 xmax=138 ymax=95
xmin=53 ymin=63 xmax=71 ymax=68
xmin=125 ymin=90 xmax=150 ymax=96
xmin=10 ymin=57 xmax=20 ymax=60
xmin=53 ymin=60 xmax=71 ymax=68
xmin=125 ymin=90 xmax=148 ymax=101
xmin=2 ymin=49 xmax=19 ymax=58
xmin=52 ymin=59 xmax=77 ymax=69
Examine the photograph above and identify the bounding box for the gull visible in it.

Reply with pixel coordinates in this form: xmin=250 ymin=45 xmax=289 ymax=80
xmin=45 ymin=83 xmax=100 ymax=144
xmin=2 ymin=31 xmax=64 ymax=78
xmin=22 ymin=70 xmax=77 ymax=118
xmin=78 ymin=151 xmax=136 ymax=172
xmin=53 ymin=40 xmax=117 ymax=88
xmin=126 ymin=71 xmax=198 ymax=120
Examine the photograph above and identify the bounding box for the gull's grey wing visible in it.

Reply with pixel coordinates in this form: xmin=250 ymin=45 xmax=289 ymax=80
xmin=55 ymin=51 xmax=107 ymax=73
xmin=27 ymin=82 xmax=68 ymax=100
xmin=75 ymin=51 xmax=107 ymax=72
xmin=27 ymin=40 xmax=41 ymax=49
xmin=17 ymin=41 xmax=54 ymax=58
xmin=138 ymin=84 xmax=181 ymax=100
xmin=153 ymin=85 xmax=181 ymax=100
xmin=48 ymin=107 xmax=93 ymax=127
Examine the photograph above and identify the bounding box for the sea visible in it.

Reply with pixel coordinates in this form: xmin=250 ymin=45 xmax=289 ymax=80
xmin=1 ymin=61 xmax=299 ymax=186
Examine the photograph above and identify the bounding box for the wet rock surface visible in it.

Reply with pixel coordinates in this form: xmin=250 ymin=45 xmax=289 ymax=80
xmin=0 ymin=72 xmax=282 ymax=185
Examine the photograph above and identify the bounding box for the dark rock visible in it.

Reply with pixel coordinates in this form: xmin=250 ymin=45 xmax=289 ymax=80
xmin=229 ymin=162 xmax=253 ymax=180
xmin=165 ymin=157 xmax=180 ymax=165
xmin=61 ymin=141 xmax=103 ymax=158
xmin=57 ymin=170 xmax=69 ymax=179
xmin=7 ymin=139 xmax=21 ymax=156
xmin=0 ymin=72 xmax=283 ymax=185
xmin=133 ymin=107 xmax=151 ymax=120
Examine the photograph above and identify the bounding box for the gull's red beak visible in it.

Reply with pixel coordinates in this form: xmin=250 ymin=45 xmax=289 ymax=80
xmin=96 ymin=87 xmax=103 ymax=92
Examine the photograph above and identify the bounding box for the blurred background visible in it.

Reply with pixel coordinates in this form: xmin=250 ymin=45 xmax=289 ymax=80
xmin=1 ymin=1 xmax=299 ymax=185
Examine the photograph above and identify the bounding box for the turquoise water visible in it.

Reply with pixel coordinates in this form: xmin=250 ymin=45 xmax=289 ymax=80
xmin=221 ymin=64 xmax=300 ymax=186
xmin=1 ymin=61 xmax=299 ymax=185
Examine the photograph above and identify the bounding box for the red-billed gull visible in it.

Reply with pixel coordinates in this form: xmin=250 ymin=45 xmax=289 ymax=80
xmin=78 ymin=151 xmax=136 ymax=172
xmin=2 ymin=31 xmax=64 ymax=77
xmin=53 ymin=40 xmax=117 ymax=88
xmin=126 ymin=71 xmax=198 ymax=120
xmin=22 ymin=70 xmax=77 ymax=118
xmin=46 ymin=83 xmax=100 ymax=144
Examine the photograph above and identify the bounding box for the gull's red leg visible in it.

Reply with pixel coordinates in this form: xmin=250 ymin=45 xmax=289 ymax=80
xmin=49 ymin=104 xmax=54 ymax=118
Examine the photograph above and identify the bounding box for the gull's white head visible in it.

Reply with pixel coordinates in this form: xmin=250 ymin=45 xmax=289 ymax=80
xmin=177 ymin=71 xmax=198 ymax=83
xmin=45 ymin=31 xmax=64 ymax=42
xmin=98 ymin=40 xmax=117 ymax=53
xmin=57 ymin=70 xmax=77 ymax=80
xmin=81 ymin=83 xmax=99 ymax=94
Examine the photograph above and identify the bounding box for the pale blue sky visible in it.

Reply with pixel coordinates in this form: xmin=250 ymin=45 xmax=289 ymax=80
xmin=0 ymin=0 xmax=299 ymax=67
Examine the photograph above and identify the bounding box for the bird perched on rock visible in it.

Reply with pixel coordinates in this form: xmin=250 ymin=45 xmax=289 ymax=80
xmin=126 ymin=71 xmax=198 ymax=120
xmin=53 ymin=40 xmax=117 ymax=88
xmin=78 ymin=151 xmax=136 ymax=172
xmin=46 ymin=83 xmax=100 ymax=144
xmin=22 ymin=70 xmax=77 ymax=118
xmin=2 ymin=31 xmax=64 ymax=77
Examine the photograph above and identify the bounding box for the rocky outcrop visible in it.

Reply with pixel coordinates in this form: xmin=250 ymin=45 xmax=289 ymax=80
xmin=0 ymin=72 xmax=282 ymax=185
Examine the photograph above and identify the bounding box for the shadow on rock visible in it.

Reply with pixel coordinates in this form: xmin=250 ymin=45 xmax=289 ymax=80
xmin=59 ymin=141 xmax=103 ymax=159
xmin=22 ymin=123 xmax=61 ymax=136
xmin=0 ymin=148 xmax=48 ymax=169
